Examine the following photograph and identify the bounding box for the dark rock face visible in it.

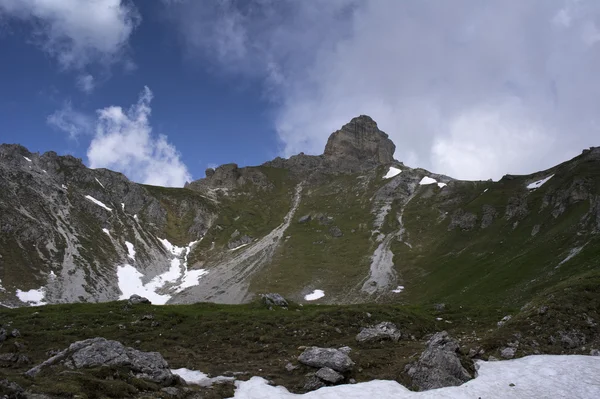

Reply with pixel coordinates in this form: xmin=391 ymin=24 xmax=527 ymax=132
xmin=26 ymin=337 xmax=176 ymax=385
xmin=324 ymin=115 xmax=396 ymax=168
xmin=406 ymin=331 xmax=472 ymax=391
xmin=356 ymin=322 xmax=401 ymax=343
xmin=298 ymin=347 xmax=355 ymax=372
xmin=128 ymin=294 xmax=151 ymax=305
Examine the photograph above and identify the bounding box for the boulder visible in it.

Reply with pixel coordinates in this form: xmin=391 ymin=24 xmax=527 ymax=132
xmin=356 ymin=322 xmax=401 ymax=343
xmin=128 ymin=294 xmax=151 ymax=305
xmin=298 ymin=347 xmax=355 ymax=372
xmin=406 ymin=331 xmax=472 ymax=391
xmin=298 ymin=215 xmax=312 ymax=224
xmin=590 ymin=349 xmax=600 ymax=356
xmin=500 ymin=347 xmax=516 ymax=359
xmin=316 ymin=367 xmax=344 ymax=384
xmin=329 ymin=226 xmax=343 ymax=238
xmin=303 ymin=375 xmax=326 ymax=391
xmin=261 ymin=293 xmax=289 ymax=308
xmin=26 ymin=337 xmax=176 ymax=386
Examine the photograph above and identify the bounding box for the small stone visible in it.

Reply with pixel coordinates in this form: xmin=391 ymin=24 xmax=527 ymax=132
xmin=118 ymin=324 xmax=126 ymax=330
xmin=261 ymin=293 xmax=289 ymax=308
xmin=316 ymin=367 xmax=344 ymax=384
xmin=298 ymin=215 xmax=312 ymax=224
xmin=11 ymin=329 xmax=20 ymax=338
xmin=500 ymin=347 xmax=516 ymax=359
xmin=335 ymin=327 xmax=342 ymax=334
xmin=303 ymin=375 xmax=325 ymax=391
xmin=509 ymin=383 xmax=516 ymax=387
xmin=349 ymin=378 xmax=357 ymax=384
xmin=140 ymin=314 xmax=154 ymax=321
xmin=285 ymin=362 xmax=298 ymax=372
xmin=590 ymin=349 xmax=600 ymax=356
xmin=433 ymin=303 xmax=446 ymax=311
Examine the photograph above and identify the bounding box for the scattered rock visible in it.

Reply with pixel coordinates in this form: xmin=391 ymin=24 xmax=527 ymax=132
xmin=140 ymin=314 xmax=155 ymax=321
xmin=298 ymin=347 xmax=355 ymax=372
xmin=500 ymin=347 xmax=516 ymax=359
xmin=497 ymin=315 xmax=512 ymax=327
xmin=261 ymin=293 xmax=289 ymax=308
xmin=316 ymin=367 xmax=344 ymax=384
xmin=11 ymin=329 xmax=20 ymax=338
xmin=538 ymin=306 xmax=549 ymax=315
xmin=590 ymin=349 xmax=600 ymax=356
xmin=433 ymin=303 xmax=446 ymax=311
xmin=160 ymin=387 xmax=180 ymax=397
xmin=26 ymin=337 xmax=176 ymax=385
xmin=406 ymin=331 xmax=472 ymax=391
xmin=329 ymin=226 xmax=343 ymax=237
xmin=0 ymin=378 xmax=25 ymax=397
xmin=356 ymin=322 xmax=401 ymax=343
xmin=448 ymin=209 xmax=477 ymax=231
xmin=303 ymin=375 xmax=326 ymax=391
xmin=285 ymin=362 xmax=299 ymax=372
xmin=128 ymin=294 xmax=151 ymax=305
xmin=298 ymin=215 xmax=312 ymax=224
xmin=559 ymin=330 xmax=586 ymax=349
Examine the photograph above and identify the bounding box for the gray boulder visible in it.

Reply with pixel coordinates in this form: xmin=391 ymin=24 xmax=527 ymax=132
xmin=303 ymin=375 xmax=326 ymax=391
xmin=298 ymin=347 xmax=355 ymax=372
xmin=406 ymin=331 xmax=472 ymax=391
xmin=590 ymin=349 xmax=600 ymax=356
xmin=329 ymin=226 xmax=343 ymax=238
xmin=261 ymin=293 xmax=289 ymax=308
xmin=26 ymin=337 xmax=176 ymax=385
xmin=500 ymin=347 xmax=516 ymax=359
xmin=298 ymin=215 xmax=312 ymax=223
xmin=356 ymin=321 xmax=401 ymax=343
xmin=316 ymin=367 xmax=344 ymax=384
xmin=128 ymin=294 xmax=151 ymax=305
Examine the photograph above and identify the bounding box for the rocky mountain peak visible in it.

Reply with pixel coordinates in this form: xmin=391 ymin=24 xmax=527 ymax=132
xmin=323 ymin=115 xmax=396 ymax=165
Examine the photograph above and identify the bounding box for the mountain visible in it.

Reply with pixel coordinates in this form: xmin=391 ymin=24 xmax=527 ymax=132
xmin=1 ymin=115 xmax=599 ymax=309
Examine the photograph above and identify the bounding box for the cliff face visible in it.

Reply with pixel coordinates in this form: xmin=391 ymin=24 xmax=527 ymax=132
xmin=1 ymin=119 xmax=599 ymax=309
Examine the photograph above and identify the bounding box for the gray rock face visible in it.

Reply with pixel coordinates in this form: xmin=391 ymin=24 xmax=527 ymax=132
xmin=481 ymin=205 xmax=498 ymax=229
xmin=329 ymin=226 xmax=343 ymax=238
xmin=324 ymin=115 xmax=395 ymax=170
xmin=128 ymin=294 xmax=151 ymax=305
xmin=316 ymin=367 xmax=344 ymax=383
xmin=303 ymin=375 xmax=326 ymax=391
xmin=26 ymin=337 xmax=175 ymax=385
xmin=356 ymin=322 xmax=401 ymax=343
xmin=298 ymin=215 xmax=312 ymax=223
xmin=406 ymin=331 xmax=472 ymax=391
xmin=298 ymin=347 xmax=355 ymax=372
xmin=261 ymin=293 xmax=288 ymax=308
xmin=227 ymin=234 xmax=253 ymax=249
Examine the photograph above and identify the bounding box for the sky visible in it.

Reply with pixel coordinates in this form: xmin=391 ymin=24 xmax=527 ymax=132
xmin=0 ymin=0 xmax=599 ymax=186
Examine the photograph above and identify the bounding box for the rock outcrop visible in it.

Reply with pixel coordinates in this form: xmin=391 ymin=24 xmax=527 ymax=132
xmin=298 ymin=347 xmax=355 ymax=373
xmin=356 ymin=322 xmax=402 ymax=343
xmin=406 ymin=331 xmax=472 ymax=391
xmin=26 ymin=337 xmax=177 ymax=386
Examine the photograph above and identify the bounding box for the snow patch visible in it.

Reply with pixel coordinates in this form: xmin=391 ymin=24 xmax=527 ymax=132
xmin=419 ymin=176 xmax=437 ymax=185
xmin=0 ymin=279 xmax=5 ymax=292
xmin=121 ymin=203 xmax=125 ymax=211
xmin=527 ymin=174 xmax=554 ymax=190
xmin=229 ymin=355 xmax=600 ymax=399
xmin=61 ymin=184 xmax=67 ymax=190
xmin=95 ymin=178 xmax=105 ymax=189
xmin=84 ymin=195 xmax=112 ymax=211
xmin=16 ymin=287 xmax=46 ymax=306
xmin=117 ymin=239 xmax=207 ymax=304
xmin=229 ymin=243 xmax=249 ymax=251
xmin=49 ymin=271 xmax=56 ymax=279
xmin=42 ymin=169 xmax=47 ymax=173
xmin=392 ymin=286 xmax=404 ymax=293
xmin=23 ymin=156 xmax=32 ymax=162
xmin=171 ymin=368 xmax=234 ymax=387
xmin=125 ymin=241 xmax=136 ymax=260
xmin=304 ymin=290 xmax=325 ymax=301
xmin=437 ymin=182 xmax=447 ymax=188
xmin=557 ymin=246 xmax=584 ymax=267
xmin=102 ymin=228 xmax=111 ymax=236
xmin=383 ymin=167 xmax=402 ymax=179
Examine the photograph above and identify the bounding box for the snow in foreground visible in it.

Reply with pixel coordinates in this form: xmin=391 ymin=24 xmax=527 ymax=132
xmin=230 ymin=355 xmax=600 ymax=399
xmin=304 ymin=290 xmax=325 ymax=301
xmin=527 ymin=174 xmax=554 ymax=190
xmin=171 ymin=368 xmax=234 ymax=387
xmin=383 ymin=167 xmax=402 ymax=179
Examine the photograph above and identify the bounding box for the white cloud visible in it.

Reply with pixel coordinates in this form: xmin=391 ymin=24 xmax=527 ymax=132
xmin=167 ymin=0 xmax=600 ymax=180
xmin=76 ymin=74 xmax=95 ymax=93
xmin=0 ymin=0 xmax=140 ymax=69
xmin=87 ymin=86 xmax=192 ymax=187
xmin=47 ymin=101 xmax=93 ymax=139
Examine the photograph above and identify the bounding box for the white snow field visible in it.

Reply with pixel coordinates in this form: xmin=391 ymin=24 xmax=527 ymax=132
xmin=84 ymin=195 xmax=112 ymax=211
xmin=16 ymin=287 xmax=46 ymax=306
xmin=229 ymin=355 xmax=600 ymax=398
xmin=383 ymin=167 xmax=402 ymax=179
xmin=304 ymin=290 xmax=325 ymax=301
xmin=117 ymin=239 xmax=208 ymax=304
xmin=171 ymin=368 xmax=234 ymax=387
xmin=527 ymin=174 xmax=554 ymax=190
xmin=419 ymin=176 xmax=437 ymax=185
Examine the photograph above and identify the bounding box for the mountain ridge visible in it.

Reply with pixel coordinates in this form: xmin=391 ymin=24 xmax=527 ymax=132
xmin=1 ymin=116 xmax=599 ymax=310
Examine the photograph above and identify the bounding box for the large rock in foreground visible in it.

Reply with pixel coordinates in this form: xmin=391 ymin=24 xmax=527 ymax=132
xmin=26 ymin=337 xmax=176 ymax=386
xmin=298 ymin=347 xmax=355 ymax=372
xmin=406 ymin=331 xmax=472 ymax=391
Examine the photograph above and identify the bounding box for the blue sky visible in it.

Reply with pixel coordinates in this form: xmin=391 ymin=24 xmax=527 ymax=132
xmin=1 ymin=0 xmax=599 ymax=186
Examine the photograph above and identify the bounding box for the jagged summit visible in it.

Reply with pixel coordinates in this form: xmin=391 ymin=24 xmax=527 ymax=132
xmin=324 ymin=115 xmax=395 ymax=165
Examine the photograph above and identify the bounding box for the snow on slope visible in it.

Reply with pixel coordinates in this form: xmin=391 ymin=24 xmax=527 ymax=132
xmin=383 ymin=167 xmax=402 ymax=179
xmin=230 ymin=355 xmax=600 ymax=398
xmin=117 ymin=239 xmax=208 ymax=304
xmin=304 ymin=290 xmax=325 ymax=301
xmin=84 ymin=195 xmax=112 ymax=211
xmin=419 ymin=176 xmax=437 ymax=185
xmin=125 ymin=241 xmax=136 ymax=260
xmin=527 ymin=175 xmax=554 ymax=190
xmin=16 ymin=287 xmax=46 ymax=306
